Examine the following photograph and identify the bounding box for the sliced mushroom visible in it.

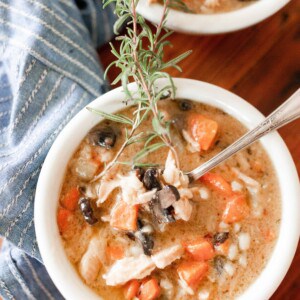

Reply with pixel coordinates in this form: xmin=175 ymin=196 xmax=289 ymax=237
xmin=143 ymin=168 xmax=162 ymax=190
xmin=213 ymin=232 xmax=229 ymax=246
xmin=127 ymin=218 xmax=154 ymax=256
xmin=150 ymin=196 xmax=176 ymax=224
xmin=79 ymin=197 xmax=98 ymax=225
xmin=156 ymin=185 xmax=180 ymax=209
xmin=89 ymin=126 xmax=117 ymax=149
xmin=178 ymin=99 xmax=192 ymax=111
xmin=213 ymin=256 xmax=226 ymax=275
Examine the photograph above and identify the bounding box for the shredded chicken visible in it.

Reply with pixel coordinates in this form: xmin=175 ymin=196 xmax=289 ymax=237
xmin=136 ymin=189 xmax=157 ymax=204
xmin=79 ymin=233 xmax=106 ymax=284
xmin=97 ymin=177 xmax=121 ymax=204
xmin=97 ymin=172 xmax=147 ymax=206
xmin=173 ymin=198 xmax=193 ymax=221
xmin=179 ymin=188 xmax=193 ymax=200
xmin=232 ymin=168 xmax=260 ymax=191
xmin=103 ymin=254 xmax=156 ymax=286
xmin=163 ymin=151 xmax=189 ymax=188
xmin=182 ymin=129 xmax=199 ymax=153
xmin=151 ymin=245 xmax=184 ymax=269
xmin=120 ymin=172 xmax=145 ymax=204
xmin=232 ymin=167 xmax=262 ymax=217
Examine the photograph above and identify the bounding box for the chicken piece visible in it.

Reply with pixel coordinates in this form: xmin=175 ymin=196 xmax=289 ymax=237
xmin=79 ymin=232 xmax=107 ymax=284
xmin=120 ymin=172 xmax=146 ymax=204
xmin=182 ymin=129 xmax=199 ymax=153
xmin=173 ymin=198 xmax=193 ymax=221
xmin=151 ymin=245 xmax=184 ymax=269
xmin=103 ymin=254 xmax=156 ymax=286
xmin=136 ymin=189 xmax=157 ymax=205
xmin=97 ymin=172 xmax=147 ymax=206
xmin=163 ymin=151 xmax=189 ymax=188
xmin=232 ymin=167 xmax=260 ymax=191
xmin=97 ymin=177 xmax=121 ymax=204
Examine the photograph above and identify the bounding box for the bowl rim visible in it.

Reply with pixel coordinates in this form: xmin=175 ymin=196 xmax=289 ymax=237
xmin=136 ymin=0 xmax=290 ymax=34
xmin=35 ymin=78 xmax=300 ymax=300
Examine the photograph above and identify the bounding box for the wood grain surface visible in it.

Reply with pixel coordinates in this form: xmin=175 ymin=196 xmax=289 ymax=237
xmin=98 ymin=0 xmax=300 ymax=298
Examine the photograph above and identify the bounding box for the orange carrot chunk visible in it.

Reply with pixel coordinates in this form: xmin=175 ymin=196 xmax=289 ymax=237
xmin=124 ymin=280 xmax=140 ymax=300
xmin=188 ymin=114 xmax=218 ymax=151
xmin=177 ymin=261 xmax=209 ymax=290
xmin=184 ymin=237 xmax=215 ymax=261
xmin=200 ymin=172 xmax=233 ymax=197
xmin=57 ymin=208 xmax=72 ymax=234
xmin=139 ymin=278 xmax=161 ymax=300
xmin=215 ymin=239 xmax=230 ymax=256
xmin=110 ymin=201 xmax=138 ymax=231
xmin=222 ymin=193 xmax=249 ymax=224
xmin=107 ymin=245 xmax=125 ymax=261
xmin=61 ymin=187 xmax=80 ymax=211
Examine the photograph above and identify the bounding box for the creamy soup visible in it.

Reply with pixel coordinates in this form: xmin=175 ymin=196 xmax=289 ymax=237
xmin=151 ymin=0 xmax=257 ymax=14
xmin=57 ymin=99 xmax=280 ymax=300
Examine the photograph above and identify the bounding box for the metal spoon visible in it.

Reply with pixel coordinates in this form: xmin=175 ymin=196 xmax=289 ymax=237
xmin=186 ymin=88 xmax=300 ymax=182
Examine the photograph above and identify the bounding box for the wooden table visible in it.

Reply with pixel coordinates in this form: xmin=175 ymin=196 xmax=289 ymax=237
xmin=99 ymin=0 xmax=300 ymax=298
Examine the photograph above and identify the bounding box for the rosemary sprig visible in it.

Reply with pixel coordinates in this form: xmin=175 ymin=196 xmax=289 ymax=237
xmin=89 ymin=0 xmax=191 ymax=181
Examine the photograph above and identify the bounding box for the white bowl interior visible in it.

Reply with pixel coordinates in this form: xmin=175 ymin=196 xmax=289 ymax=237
xmin=35 ymin=78 xmax=300 ymax=300
xmin=137 ymin=0 xmax=290 ymax=34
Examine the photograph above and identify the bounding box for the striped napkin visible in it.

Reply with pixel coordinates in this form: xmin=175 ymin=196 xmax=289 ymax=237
xmin=0 ymin=0 xmax=116 ymax=298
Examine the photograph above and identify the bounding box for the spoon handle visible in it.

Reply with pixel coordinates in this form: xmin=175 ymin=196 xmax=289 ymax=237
xmin=187 ymin=88 xmax=300 ymax=182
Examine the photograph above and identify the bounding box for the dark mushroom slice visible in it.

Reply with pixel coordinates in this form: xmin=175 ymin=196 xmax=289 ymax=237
xmin=127 ymin=218 xmax=154 ymax=256
xmin=78 ymin=197 xmax=98 ymax=225
xmin=149 ymin=196 xmax=176 ymax=224
xmin=213 ymin=232 xmax=229 ymax=246
xmin=156 ymin=185 xmax=180 ymax=209
xmin=178 ymin=99 xmax=192 ymax=111
xmin=214 ymin=256 xmax=226 ymax=275
xmin=88 ymin=126 xmax=117 ymax=149
xmin=135 ymin=230 xmax=154 ymax=256
xmin=143 ymin=168 xmax=162 ymax=191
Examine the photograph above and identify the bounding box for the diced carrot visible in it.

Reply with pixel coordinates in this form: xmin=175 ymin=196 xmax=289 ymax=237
xmin=222 ymin=193 xmax=249 ymax=224
xmin=61 ymin=187 xmax=80 ymax=211
xmin=215 ymin=239 xmax=230 ymax=256
xmin=200 ymin=172 xmax=233 ymax=197
xmin=139 ymin=278 xmax=161 ymax=300
xmin=57 ymin=208 xmax=72 ymax=234
xmin=183 ymin=237 xmax=214 ymax=261
xmin=110 ymin=201 xmax=138 ymax=231
xmin=177 ymin=261 xmax=209 ymax=290
xmin=188 ymin=114 xmax=218 ymax=151
xmin=124 ymin=280 xmax=140 ymax=299
xmin=107 ymin=245 xmax=125 ymax=261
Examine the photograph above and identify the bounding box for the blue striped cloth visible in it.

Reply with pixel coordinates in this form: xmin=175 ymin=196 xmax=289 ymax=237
xmin=0 ymin=0 xmax=116 ymax=298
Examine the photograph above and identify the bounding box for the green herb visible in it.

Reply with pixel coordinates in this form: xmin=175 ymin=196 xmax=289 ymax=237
xmin=90 ymin=0 xmax=191 ymax=181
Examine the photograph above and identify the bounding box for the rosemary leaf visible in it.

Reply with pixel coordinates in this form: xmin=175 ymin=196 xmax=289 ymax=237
xmin=86 ymin=107 xmax=133 ymax=125
xmin=133 ymin=142 xmax=166 ymax=162
xmin=162 ymin=50 xmax=193 ymax=70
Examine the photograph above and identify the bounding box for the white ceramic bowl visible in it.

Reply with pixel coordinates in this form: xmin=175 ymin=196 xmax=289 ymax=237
xmin=137 ymin=0 xmax=290 ymax=34
xmin=35 ymin=78 xmax=300 ymax=300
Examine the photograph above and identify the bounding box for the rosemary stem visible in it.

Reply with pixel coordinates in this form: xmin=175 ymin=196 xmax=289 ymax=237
xmin=131 ymin=0 xmax=180 ymax=168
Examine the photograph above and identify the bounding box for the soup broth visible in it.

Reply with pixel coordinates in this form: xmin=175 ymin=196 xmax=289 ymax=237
xmin=57 ymin=99 xmax=280 ymax=299
xmin=152 ymin=0 xmax=257 ymax=14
